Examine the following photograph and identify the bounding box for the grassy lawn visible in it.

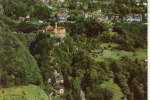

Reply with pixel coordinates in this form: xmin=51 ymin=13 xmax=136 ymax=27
xmin=102 ymin=49 xmax=147 ymax=60
xmin=92 ymin=42 xmax=147 ymax=61
xmin=0 ymin=85 xmax=49 ymax=100
xmin=93 ymin=49 xmax=147 ymax=62
xmin=100 ymin=78 xmax=126 ymax=100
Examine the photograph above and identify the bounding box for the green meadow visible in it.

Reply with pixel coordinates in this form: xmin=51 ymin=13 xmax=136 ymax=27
xmin=92 ymin=43 xmax=147 ymax=62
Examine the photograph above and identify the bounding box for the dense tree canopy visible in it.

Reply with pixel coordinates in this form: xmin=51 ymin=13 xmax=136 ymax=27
xmin=0 ymin=0 xmax=147 ymax=100
xmin=0 ymin=28 xmax=43 ymax=87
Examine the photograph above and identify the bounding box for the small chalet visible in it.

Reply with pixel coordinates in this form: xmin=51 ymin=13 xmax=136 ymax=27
xmin=56 ymin=12 xmax=68 ymax=22
xmin=56 ymin=75 xmax=64 ymax=84
xmin=126 ymin=14 xmax=142 ymax=22
xmin=54 ymin=85 xmax=64 ymax=94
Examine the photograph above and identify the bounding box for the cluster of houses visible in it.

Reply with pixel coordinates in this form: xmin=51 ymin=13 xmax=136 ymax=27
xmin=15 ymin=0 xmax=147 ymax=41
xmin=78 ymin=9 xmax=108 ymax=22
xmin=110 ymin=13 xmax=146 ymax=22
xmin=54 ymin=75 xmax=64 ymax=94
xmin=43 ymin=0 xmax=147 ymax=23
xmin=48 ymin=70 xmax=65 ymax=94
xmin=55 ymin=10 xmax=145 ymax=23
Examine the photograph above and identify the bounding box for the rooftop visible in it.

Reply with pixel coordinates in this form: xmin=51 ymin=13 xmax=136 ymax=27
xmin=56 ymin=75 xmax=64 ymax=81
xmin=54 ymin=85 xmax=63 ymax=90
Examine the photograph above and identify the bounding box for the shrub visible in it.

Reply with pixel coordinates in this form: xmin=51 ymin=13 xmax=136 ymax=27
xmin=22 ymin=91 xmax=25 ymax=95
xmin=2 ymin=90 xmax=4 ymax=93
xmin=108 ymin=45 xmax=111 ymax=48
xmin=133 ymin=53 xmax=136 ymax=56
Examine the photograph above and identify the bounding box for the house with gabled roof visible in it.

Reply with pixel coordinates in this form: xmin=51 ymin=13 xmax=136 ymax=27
xmin=56 ymin=12 xmax=68 ymax=22
xmin=55 ymin=75 xmax=64 ymax=84
xmin=54 ymin=85 xmax=64 ymax=94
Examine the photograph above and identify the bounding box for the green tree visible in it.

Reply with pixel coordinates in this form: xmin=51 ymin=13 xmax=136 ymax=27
xmin=0 ymin=28 xmax=43 ymax=87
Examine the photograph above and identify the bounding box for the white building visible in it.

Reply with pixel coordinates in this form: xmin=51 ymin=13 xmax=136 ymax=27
xmin=55 ymin=75 xmax=64 ymax=84
xmin=126 ymin=14 xmax=142 ymax=22
xmin=54 ymin=85 xmax=64 ymax=94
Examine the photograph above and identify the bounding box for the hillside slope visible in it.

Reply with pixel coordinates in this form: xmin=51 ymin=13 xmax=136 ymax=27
xmin=0 ymin=85 xmax=49 ymax=100
xmin=100 ymin=78 xmax=126 ymax=100
xmin=0 ymin=28 xmax=43 ymax=87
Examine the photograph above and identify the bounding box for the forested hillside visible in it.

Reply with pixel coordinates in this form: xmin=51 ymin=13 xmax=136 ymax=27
xmin=0 ymin=0 xmax=147 ymax=100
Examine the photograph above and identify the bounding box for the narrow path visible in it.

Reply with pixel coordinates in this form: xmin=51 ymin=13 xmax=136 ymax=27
xmin=49 ymin=92 xmax=53 ymax=100
xmin=80 ymin=89 xmax=85 ymax=100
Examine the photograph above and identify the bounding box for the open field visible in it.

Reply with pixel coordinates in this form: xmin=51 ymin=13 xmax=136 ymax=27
xmin=92 ymin=42 xmax=147 ymax=62
xmin=103 ymin=49 xmax=146 ymax=60
xmin=0 ymin=85 xmax=49 ymax=100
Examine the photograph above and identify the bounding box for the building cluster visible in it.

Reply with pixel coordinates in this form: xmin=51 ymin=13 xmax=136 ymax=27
xmin=48 ymin=70 xmax=65 ymax=94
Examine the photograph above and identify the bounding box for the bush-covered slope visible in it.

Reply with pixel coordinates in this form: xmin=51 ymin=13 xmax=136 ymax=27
xmin=0 ymin=28 xmax=43 ymax=87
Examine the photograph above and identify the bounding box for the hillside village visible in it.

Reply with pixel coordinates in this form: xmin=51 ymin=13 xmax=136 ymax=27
xmin=0 ymin=0 xmax=148 ymax=100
